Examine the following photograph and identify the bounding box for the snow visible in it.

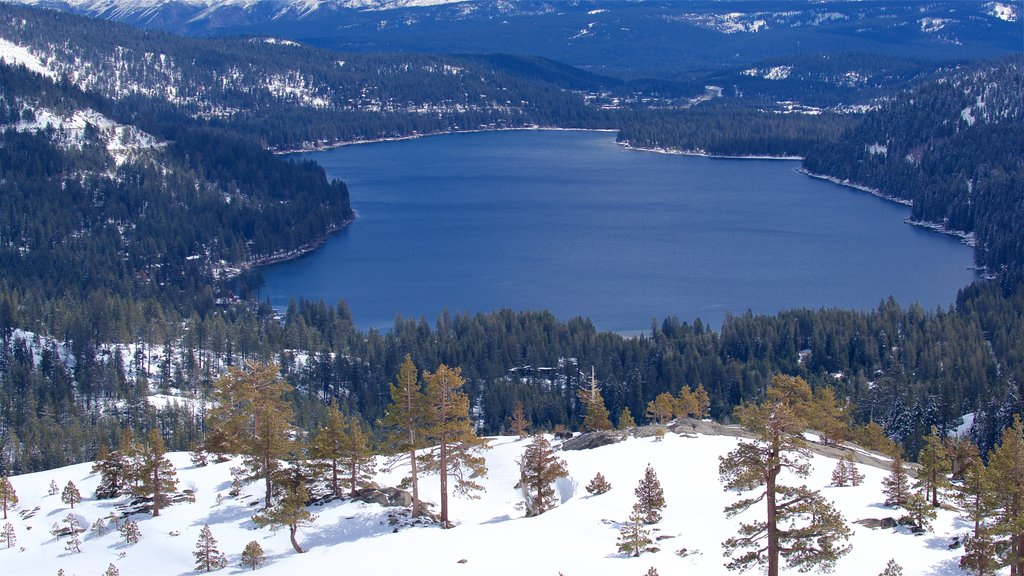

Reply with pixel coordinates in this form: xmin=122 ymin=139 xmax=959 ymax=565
xmin=954 ymin=412 xmax=976 ymax=438
xmin=920 ymin=17 xmax=952 ymax=33
xmin=6 ymin=104 xmax=161 ymax=165
xmin=0 ymin=36 xmax=56 ymax=78
xmin=2 ymin=432 xmax=984 ymax=575
xmin=985 ymin=2 xmax=1019 ymax=22
xmin=961 ymin=106 xmax=977 ymax=126
xmin=866 ymin=142 xmax=888 ymax=156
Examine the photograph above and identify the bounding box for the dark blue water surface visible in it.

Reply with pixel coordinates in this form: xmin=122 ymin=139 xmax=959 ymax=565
xmin=262 ymin=130 xmax=976 ymax=333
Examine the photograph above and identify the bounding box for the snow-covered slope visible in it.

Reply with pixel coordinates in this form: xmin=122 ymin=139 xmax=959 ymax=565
xmin=2 ymin=432 xmax=976 ymax=575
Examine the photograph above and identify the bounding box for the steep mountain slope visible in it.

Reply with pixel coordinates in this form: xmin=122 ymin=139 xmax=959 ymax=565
xmin=1 ymin=432 xmax=973 ymax=575
xmin=9 ymin=0 xmax=1021 ymax=77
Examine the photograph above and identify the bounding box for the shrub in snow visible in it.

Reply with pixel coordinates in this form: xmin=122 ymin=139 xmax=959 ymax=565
xmin=617 ymin=505 xmax=652 ymax=557
xmin=585 ymin=472 xmax=612 ymax=495
xmin=2 ymin=521 xmax=15 ymax=548
xmin=104 ymin=563 xmax=119 ymax=576
xmin=240 ymin=540 xmax=266 ymax=570
xmin=120 ymin=519 xmax=140 ymax=545
xmin=879 ymin=559 xmax=903 ymax=575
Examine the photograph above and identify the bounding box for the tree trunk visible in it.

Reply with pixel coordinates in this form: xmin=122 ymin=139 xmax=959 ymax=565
xmin=439 ymin=437 xmax=449 ymax=526
xmin=767 ymin=430 xmax=781 ymax=576
xmin=349 ymin=461 xmax=357 ymax=497
xmin=152 ymin=468 xmax=161 ymax=517
xmin=289 ymin=524 xmax=304 ymax=553
xmin=331 ymin=460 xmax=338 ymax=497
xmin=410 ymin=446 xmax=420 ymax=518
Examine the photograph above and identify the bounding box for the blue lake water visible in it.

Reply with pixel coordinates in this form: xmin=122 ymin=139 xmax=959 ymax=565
xmin=261 ymin=130 xmax=977 ymax=333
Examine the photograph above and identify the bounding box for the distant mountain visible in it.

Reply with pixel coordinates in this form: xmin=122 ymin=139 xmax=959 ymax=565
xmin=8 ymin=0 xmax=1022 ymax=77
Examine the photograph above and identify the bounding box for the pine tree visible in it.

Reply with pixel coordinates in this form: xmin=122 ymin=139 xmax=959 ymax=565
xmin=917 ymin=426 xmax=951 ymax=507
xmin=137 ymin=429 xmax=178 ymax=516
xmin=879 ymin=559 xmax=903 ymax=576
xmin=190 ymin=443 xmax=208 ymax=467
xmin=380 ymin=355 xmax=428 ymax=517
xmin=193 ymin=524 xmax=228 ymax=572
xmin=882 ymin=453 xmax=912 ymax=507
xmin=341 ymin=417 xmax=376 ymax=497
xmin=510 ymin=401 xmax=529 ymax=439
xmin=117 ymin=429 xmax=142 ymax=494
xmin=806 ymin=387 xmax=849 ymax=446
xmin=617 ymin=505 xmax=653 ymax=557
xmin=240 ymin=540 xmax=266 ymax=570
xmin=719 ymin=375 xmax=851 ymax=576
xmin=847 ymin=455 xmax=865 ymax=486
xmin=693 ymin=383 xmax=711 ymax=419
xmin=676 ymin=386 xmax=700 ymax=419
xmin=90 ymin=517 xmax=107 ymax=537
xmin=957 ymin=459 xmax=999 ymax=575
xmin=644 ymin=568 xmax=659 ymax=576
xmin=586 ymin=472 xmax=612 ymax=495
xmin=48 ymin=480 xmax=59 ymax=496
xmin=94 ymin=445 xmax=128 ymax=499
xmin=103 ymin=564 xmax=119 ymax=576
xmin=831 ymin=457 xmax=849 ymax=487
xmin=208 ymin=361 xmax=295 ymax=508
xmin=120 ymin=519 xmax=140 ymax=545
xmin=947 ymin=436 xmax=981 ymax=482
xmin=579 ymin=387 xmax=612 ymax=432
xmin=986 ymin=414 xmax=1024 ymax=576
xmin=0 ymin=476 xmax=17 ymax=519
xmin=309 ymin=400 xmax=348 ymax=498
xmin=517 ymin=435 xmax=569 ymax=517
xmin=645 ymin=393 xmax=674 ymax=425
xmin=618 ymin=407 xmax=637 ymax=430
xmin=421 ymin=364 xmax=489 ymax=527
xmin=903 ymin=487 xmax=937 ymax=531
xmin=252 ymin=481 xmax=316 ymax=553
xmin=2 ymin=521 xmax=14 ymax=548
xmin=63 ymin=513 xmax=81 ymax=553
xmin=90 ymin=445 xmax=109 ymax=474
xmin=61 ymin=481 xmax=81 ymax=509
xmin=634 ymin=464 xmax=666 ymax=524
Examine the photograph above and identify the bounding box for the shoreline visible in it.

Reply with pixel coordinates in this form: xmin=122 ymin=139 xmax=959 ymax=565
xmin=218 ymin=214 xmax=357 ymax=280
xmin=617 ymin=141 xmax=803 ymax=161
xmin=271 ymin=126 xmax=620 ymax=155
xmin=799 ymin=168 xmax=979 ymax=249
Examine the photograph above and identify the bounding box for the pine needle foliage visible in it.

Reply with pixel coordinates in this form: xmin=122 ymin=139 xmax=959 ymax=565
xmin=517 ymin=435 xmax=569 ymax=517
xmin=0 ymin=476 xmax=17 ymax=519
xmin=986 ymin=414 xmax=1024 ymax=576
xmin=240 ymin=540 xmax=266 ymax=571
xmin=61 ymin=481 xmax=81 ymax=509
xmin=618 ymin=407 xmax=637 ymax=431
xmin=617 ymin=505 xmax=653 ymax=557
xmin=879 ymin=559 xmax=903 ymax=576
xmin=380 ymin=355 xmax=429 ymax=518
xmin=634 ymin=465 xmax=666 ymax=524
xmin=2 ymin=521 xmax=14 ymax=548
xmin=510 ymin=401 xmax=529 ymax=439
xmin=586 ymin=472 xmax=612 ymax=495
xmin=252 ymin=481 xmax=316 ymax=554
xmin=137 ymin=429 xmax=178 ymax=516
xmin=193 ymin=524 xmax=228 ymax=572
xmin=718 ymin=375 xmax=851 ymax=576
xmin=882 ymin=453 xmax=912 ymax=507
xmin=916 ymin=426 xmax=951 ymax=507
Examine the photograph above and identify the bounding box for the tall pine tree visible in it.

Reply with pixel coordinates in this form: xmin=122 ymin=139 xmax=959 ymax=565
xmin=517 ymin=435 xmax=568 ymax=517
xmin=380 ymin=355 xmax=428 ymax=518
xmin=718 ymin=375 xmax=851 ymax=576
xmin=421 ymin=364 xmax=488 ymax=527
xmin=987 ymin=414 xmax=1024 ymax=576
xmin=136 ymin=429 xmax=178 ymax=517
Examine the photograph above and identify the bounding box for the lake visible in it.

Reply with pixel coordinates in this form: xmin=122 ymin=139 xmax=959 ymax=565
xmin=261 ymin=130 xmax=977 ymax=333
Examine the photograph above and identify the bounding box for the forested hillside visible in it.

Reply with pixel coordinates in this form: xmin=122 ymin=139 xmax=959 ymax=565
xmin=804 ymin=57 xmax=1024 ymax=285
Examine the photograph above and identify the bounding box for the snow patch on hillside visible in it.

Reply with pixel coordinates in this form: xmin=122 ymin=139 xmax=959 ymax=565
xmin=985 ymin=1 xmax=1019 ymax=22
xmin=1 ymin=432 xmax=983 ymax=576
xmin=0 ymin=36 xmax=55 ymax=78
xmin=10 ymin=106 xmax=160 ymax=164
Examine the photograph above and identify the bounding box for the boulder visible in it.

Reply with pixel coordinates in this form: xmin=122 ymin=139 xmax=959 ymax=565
xmin=561 ymin=430 xmax=627 ymax=451
xmin=351 ymin=487 xmax=414 ymax=508
xmin=853 ymin=517 xmax=898 ymax=529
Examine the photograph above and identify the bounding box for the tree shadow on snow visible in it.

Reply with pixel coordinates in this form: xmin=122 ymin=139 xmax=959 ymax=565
xmin=192 ymin=503 xmax=259 ymax=529
xmin=481 ymin=514 xmax=512 ymax=524
xmin=301 ymin=509 xmax=402 ymax=549
xmin=927 ymin=557 xmax=968 ymax=576
xmin=925 ymin=534 xmax=955 ymax=551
